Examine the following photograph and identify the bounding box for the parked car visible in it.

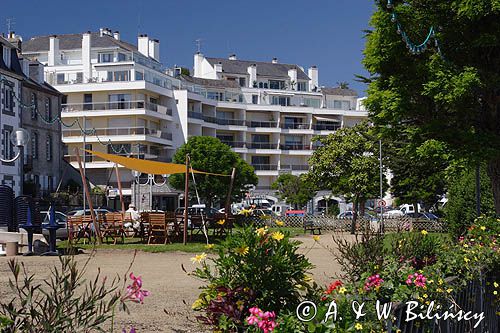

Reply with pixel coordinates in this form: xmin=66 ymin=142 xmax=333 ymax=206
xmin=337 ymin=211 xmax=379 ymax=222
xmin=175 ymin=206 xmax=219 ymax=217
xmin=40 ymin=211 xmax=68 ymax=240
xmin=271 ymin=203 xmax=291 ymax=217
xmin=66 ymin=208 xmax=115 ymax=216
xmin=252 ymin=209 xmax=275 ymax=218
xmin=405 ymin=212 xmax=439 ymax=221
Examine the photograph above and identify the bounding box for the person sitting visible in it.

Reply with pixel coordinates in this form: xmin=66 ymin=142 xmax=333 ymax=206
xmin=124 ymin=204 xmax=141 ymax=234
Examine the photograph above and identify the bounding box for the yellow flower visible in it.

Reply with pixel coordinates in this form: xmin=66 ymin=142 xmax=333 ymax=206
xmin=313 ymin=235 xmax=321 ymax=242
xmin=338 ymin=287 xmax=347 ymax=294
xmin=494 ymin=291 xmax=498 ymax=295
xmin=255 ymin=226 xmax=268 ymax=236
xmin=192 ymin=298 xmax=204 ymax=310
xmin=275 ymin=220 xmax=285 ymax=227
xmin=494 ymin=282 xmax=499 ymax=288
xmin=271 ymin=231 xmax=285 ymax=241
xmin=217 ymin=219 xmax=226 ymax=225
xmin=438 ymin=278 xmax=444 ymax=285
xmin=355 ymin=323 xmax=363 ymax=330
xmin=190 ymin=252 xmax=207 ymax=264
xmin=205 ymin=244 xmax=215 ymax=250
xmin=423 ymin=294 xmax=428 ymax=299
xmin=480 ymin=226 xmax=486 ymax=231
xmin=236 ymin=300 xmax=244 ymax=308
xmin=464 ymin=257 xmax=470 ymax=263
xmin=421 ymin=230 xmax=428 ymax=235
xmin=436 ymin=288 xmax=443 ymax=293
xmin=447 ymin=288 xmax=453 ymax=293
xmin=235 ymin=246 xmax=249 ymax=255
xmin=303 ymin=275 xmax=314 ymax=284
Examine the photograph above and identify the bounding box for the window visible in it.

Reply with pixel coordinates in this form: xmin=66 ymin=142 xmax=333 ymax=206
xmin=46 ymin=135 xmax=52 ymax=161
xmin=109 ymin=94 xmax=131 ymax=109
xmin=135 ymin=70 xmax=144 ymax=81
xmin=331 ymin=100 xmax=351 ymax=110
xmin=251 ymin=156 xmax=270 ymax=169
xmin=2 ymin=46 xmax=11 ymax=68
xmin=83 ymin=94 xmax=92 ymax=110
xmin=269 ymin=80 xmax=285 ymax=90
xmin=30 ymin=93 xmax=38 ymax=119
xmin=297 ymin=82 xmax=308 ymax=91
xmin=283 ymin=117 xmax=302 ymax=129
xmin=45 ymin=97 xmax=51 ymax=120
xmin=84 ymin=144 xmax=92 ymax=162
xmin=56 ymin=73 xmax=65 ymax=84
xmin=3 ymin=130 xmax=13 ymax=160
xmin=117 ymin=53 xmax=127 ymax=62
xmin=114 ymin=71 xmax=129 ymax=81
xmin=303 ymin=98 xmax=321 ymax=108
xmin=98 ymin=53 xmax=113 ymax=63
xmin=252 ymin=95 xmax=258 ymax=104
xmin=3 ymin=84 xmax=14 ymax=112
xmin=207 ymin=91 xmax=223 ymax=101
xmin=76 ymin=72 xmax=83 ymax=83
xmin=238 ymin=77 xmax=246 ymax=87
xmin=33 ymin=175 xmax=39 ymax=190
xmin=31 ymin=132 xmax=38 ymax=159
xmin=271 ymin=96 xmax=290 ymax=106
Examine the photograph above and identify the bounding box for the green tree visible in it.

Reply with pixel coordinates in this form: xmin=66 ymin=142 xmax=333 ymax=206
xmin=445 ymin=165 xmax=495 ymax=238
xmin=169 ymin=137 xmax=258 ymax=208
xmin=271 ymin=174 xmax=316 ymax=209
xmin=307 ymin=122 xmax=385 ymax=232
xmin=363 ymin=0 xmax=500 ymax=214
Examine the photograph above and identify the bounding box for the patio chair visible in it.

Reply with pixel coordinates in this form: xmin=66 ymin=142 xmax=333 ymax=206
xmin=189 ymin=214 xmax=205 ymax=240
xmin=147 ymin=212 xmax=169 ymax=244
xmin=165 ymin=211 xmax=179 ymax=239
xmin=101 ymin=213 xmax=125 ymax=244
xmin=67 ymin=216 xmax=91 ymax=244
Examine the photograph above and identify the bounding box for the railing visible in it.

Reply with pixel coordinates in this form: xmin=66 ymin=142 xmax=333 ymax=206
xmin=64 ymin=153 xmax=154 ymax=163
xmin=254 ymin=186 xmax=272 ymax=190
xmin=246 ymin=120 xmax=278 ymax=128
xmin=312 ymin=123 xmax=340 ymax=131
xmin=280 ymin=123 xmax=310 ymax=130
xmin=188 ymin=111 xmax=204 ymax=120
xmin=247 ymin=142 xmax=277 ymax=149
xmin=252 ymin=164 xmax=279 ymax=171
xmin=215 ymin=118 xmax=246 ymax=126
xmin=61 ymin=100 xmax=172 ymax=116
xmin=202 ymin=115 xmax=218 ymax=124
xmin=62 ymin=126 xmax=164 ymax=138
xmin=219 ymin=141 xmax=246 ymax=148
xmin=279 ymin=164 xmax=309 ymax=171
xmin=280 ymin=143 xmax=310 ymax=150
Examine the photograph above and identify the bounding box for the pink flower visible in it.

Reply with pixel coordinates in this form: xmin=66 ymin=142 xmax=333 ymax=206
xmin=122 ymin=328 xmax=136 ymax=333
xmin=123 ymin=272 xmax=150 ymax=304
xmin=246 ymin=307 xmax=278 ymax=332
xmin=364 ymin=274 xmax=384 ymax=291
xmin=406 ymin=272 xmax=427 ymax=288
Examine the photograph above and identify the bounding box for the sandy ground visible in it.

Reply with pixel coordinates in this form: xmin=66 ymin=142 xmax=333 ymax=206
xmin=0 ymin=233 xmax=347 ymax=332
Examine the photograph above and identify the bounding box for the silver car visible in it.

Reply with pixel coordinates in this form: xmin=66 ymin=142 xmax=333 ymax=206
xmin=40 ymin=211 xmax=68 ymax=240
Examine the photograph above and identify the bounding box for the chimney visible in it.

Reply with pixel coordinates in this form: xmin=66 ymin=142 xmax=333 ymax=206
xmin=228 ymin=54 xmax=237 ymax=60
xmin=7 ymin=32 xmax=22 ymax=51
xmin=48 ymin=35 xmax=59 ymax=66
xmin=214 ymin=61 xmax=223 ymax=79
xmin=193 ymin=52 xmax=204 ymax=77
xmin=113 ymin=31 xmax=120 ymax=40
xmin=148 ymin=39 xmax=160 ymax=61
xmin=247 ymin=64 xmax=257 ymax=88
xmin=288 ymin=68 xmax=297 ymax=90
xmin=82 ymin=32 xmax=92 ymax=82
xmin=138 ymin=34 xmax=150 ymax=57
xmin=28 ymin=62 xmax=45 ymax=84
xmin=99 ymin=28 xmax=105 ymax=37
xmin=272 ymin=57 xmax=278 ymax=64
xmin=308 ymin=65 xmax=318 ymax=92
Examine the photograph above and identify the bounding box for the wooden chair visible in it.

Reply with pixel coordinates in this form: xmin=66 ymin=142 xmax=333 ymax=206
xmin=212 ymin=213 xmax=234 ymax=237
xmin=101 ymin=213 xmax=125 ymax=244
xmin=165 ymin=211 xmax=179 ymax=240
xmin=147 ymin=212 xmax=169 ymax=244
xmin=67 ymin=216 xmax=91 ymax=244
xmin=189 ymin=214 xmax=206 ymax=240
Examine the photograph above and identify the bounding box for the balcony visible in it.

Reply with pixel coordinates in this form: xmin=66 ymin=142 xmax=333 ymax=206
xmin=312 ymin=124 xmax=340 ymax=131
xmin=64 ymin=152 xmax=157 ymax=164
xmin=188 ymin=111 xmax=204 ymax=120
xmin=280 ymin=143 xmax=311 ymax=150
xmin=252 ymin=164 xmax=279 ymax=171
xmin=247 ymin=142 xmax=278 ymax=149
xmin=63 ymin=127 xmax=172 ymax=141
xmin=246 ymin=120 xmax=278 ymax=128
xmin=280 ymin=123 xmax=310 ymax=130
xmin=62 ymin=100 xmax=172 ymax=117
xmin=215 ymin=118 xmax=246 ymax=126
xmin=279 ymin=164 xmax=309 ymax=171
xmin=219 ymin=141 xmax=246 ymax=148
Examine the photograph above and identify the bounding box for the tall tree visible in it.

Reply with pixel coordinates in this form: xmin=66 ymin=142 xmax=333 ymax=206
xmin=307 ymin=122 xmax=385 ymax=232
xmin=271 ymin=174 xmax=316 ymax=209
xmin=363 ymin=0 xmax=500 ymax=214
xmin=169 ymin=137 xmax=258 ymax=207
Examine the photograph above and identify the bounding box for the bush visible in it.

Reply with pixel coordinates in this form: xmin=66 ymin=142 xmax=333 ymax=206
xmin=445 ymin=165 xmax=495 ymax=238
xmin=190 ymin=226 xmax=314 ymax=331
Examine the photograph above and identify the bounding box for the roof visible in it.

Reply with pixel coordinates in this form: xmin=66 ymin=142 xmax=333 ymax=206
xmin=205 ymin=57 xmax=310 ymax=80
xmin=320 ymin=87 xmax=358 ymax=97
xmin=0 ymin=36 xmax=24 ymax=77
xmin=179 ymin=74 xmax=240 ymax=89
xmin=22 ymin=32 xmax=138 ymax=53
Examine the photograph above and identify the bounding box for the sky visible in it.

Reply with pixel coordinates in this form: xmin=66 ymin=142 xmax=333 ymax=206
xmin=1 ymin=0 xmax=376 ymax=94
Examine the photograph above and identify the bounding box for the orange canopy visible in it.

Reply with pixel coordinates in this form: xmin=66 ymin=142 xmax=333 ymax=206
xmin=84 ymin=149 xmax=230 ymax=176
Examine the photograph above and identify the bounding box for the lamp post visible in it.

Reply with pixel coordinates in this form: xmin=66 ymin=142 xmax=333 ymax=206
xmin=1 ymin=129 xmax=30 ymax=195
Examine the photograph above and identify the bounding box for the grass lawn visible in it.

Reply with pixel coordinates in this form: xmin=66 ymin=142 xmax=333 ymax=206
xmin=383 ymin=231 xmax=451 ymax=249
xmin=57 ymin=226 xmax=305 ymax=253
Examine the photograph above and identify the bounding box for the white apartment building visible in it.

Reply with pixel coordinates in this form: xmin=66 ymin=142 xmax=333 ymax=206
xmin=22 ymin=28 xmax=368 ymax=211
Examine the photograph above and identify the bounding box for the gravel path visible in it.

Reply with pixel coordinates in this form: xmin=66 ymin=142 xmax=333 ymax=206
xmin=0 ymin=233 xmax=347 ymax=332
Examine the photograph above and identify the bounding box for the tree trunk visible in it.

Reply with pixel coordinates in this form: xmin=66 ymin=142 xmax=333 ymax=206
xmin=351 ymin=197 xmax=358 ymax=234
xmin=487 ymin=156 xmax=500 ymax=215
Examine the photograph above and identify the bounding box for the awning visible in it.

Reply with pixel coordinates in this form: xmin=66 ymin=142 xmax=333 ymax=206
xmin=83 ymin=149 xmax=230 ymax=176
xmin=314 ymin=116 xmax=341 ymax=122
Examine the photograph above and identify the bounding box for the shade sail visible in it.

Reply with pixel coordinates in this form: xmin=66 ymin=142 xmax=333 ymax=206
xmin=84 ymin=149 xmax=230 ymax=176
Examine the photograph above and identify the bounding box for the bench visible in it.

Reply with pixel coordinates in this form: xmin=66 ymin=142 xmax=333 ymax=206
xmin=303 ymin=218 xmax=322 ymax=235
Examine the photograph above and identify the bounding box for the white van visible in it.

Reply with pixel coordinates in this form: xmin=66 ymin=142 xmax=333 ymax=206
xmin=271 ymin=203 xmax=291 ymax=217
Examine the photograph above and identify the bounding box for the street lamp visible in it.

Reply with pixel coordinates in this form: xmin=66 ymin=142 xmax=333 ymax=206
xmin=0 ymin=129 xmax=30 ymax=163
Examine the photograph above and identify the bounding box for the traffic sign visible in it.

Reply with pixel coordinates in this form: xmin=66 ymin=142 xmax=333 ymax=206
xmin=378 ymin=199 xmax=386 ymax=207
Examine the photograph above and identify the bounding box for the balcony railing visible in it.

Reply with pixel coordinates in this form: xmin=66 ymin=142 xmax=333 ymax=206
xmin=247 ymin=142 xmax=278 ymax=149
xmin=188 ymin=111 xmax=204 ymax=120
xmin=62 ymin=127 xmax=171 ymax=140
xmin=219 ymin=141 xmax=246 ymax=148
xmin=62 ymin=100 xmax=172 ymax=116
xmin=252 ymin=164 xmax=279 ymax=171
xmin=246 ymin=120 xmax=278 ymax=128
xmin=215 ymin=118 xmax=246 ymax=126
xmin=312 ymin=124 xmax=340 ymax=131
xmin=64 ymin=152 xmax=156 ymax=163
xmin=281 ymin=123 xmax=310 ymax=130
xmin=280 ymin=143 xmax=311 ymax=150
xmin=280 ymin=164 xmax=309 ymax=171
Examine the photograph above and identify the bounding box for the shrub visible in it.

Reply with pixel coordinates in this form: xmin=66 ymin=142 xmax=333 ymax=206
xmin=190 ymin=226 xmax=314 ymax=331
xmin=390 ymin=231 xmax=448 ymax=269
